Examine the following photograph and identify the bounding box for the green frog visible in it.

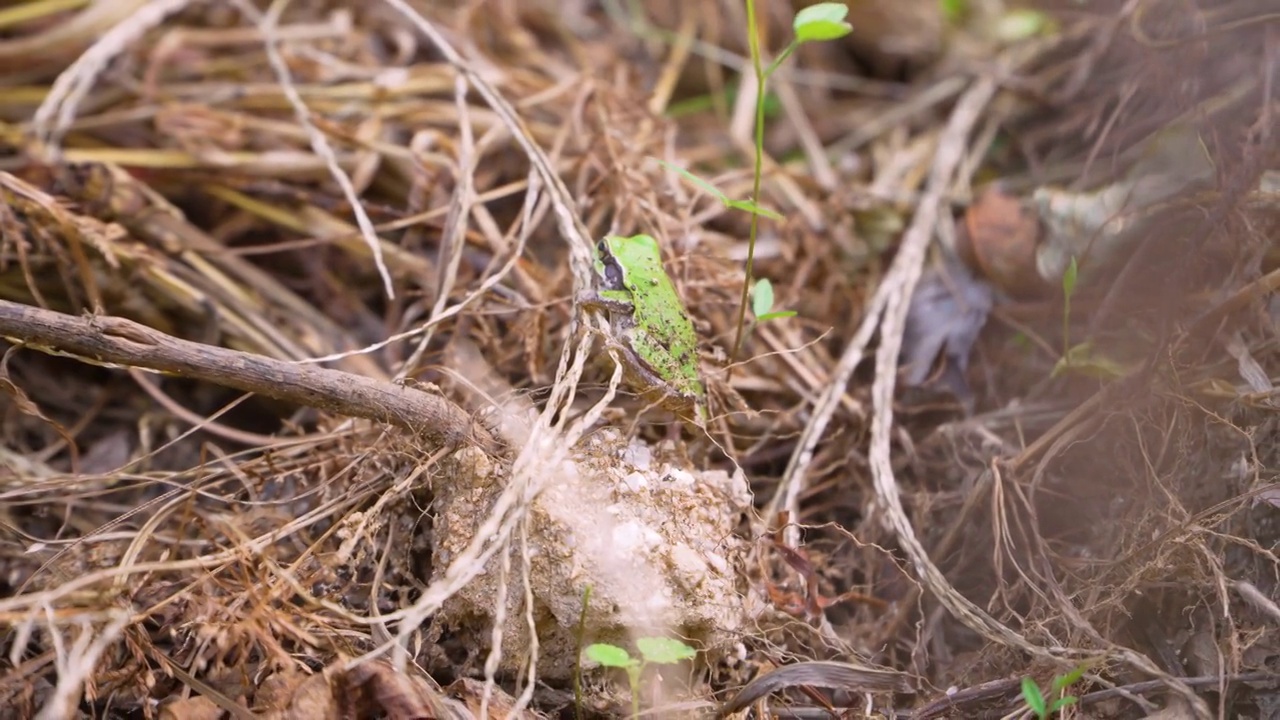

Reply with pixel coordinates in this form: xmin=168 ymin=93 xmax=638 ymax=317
xmin=578 ymin=234 xmax=707 ymax=423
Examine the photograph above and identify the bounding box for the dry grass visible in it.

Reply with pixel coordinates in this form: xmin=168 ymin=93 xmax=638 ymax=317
xmin=0 ymin=0 xmax=1277 ymax=718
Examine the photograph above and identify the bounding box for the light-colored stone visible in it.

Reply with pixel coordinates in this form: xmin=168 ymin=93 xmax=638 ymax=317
xmin=433 ymin=433 xmax=752 ymax=680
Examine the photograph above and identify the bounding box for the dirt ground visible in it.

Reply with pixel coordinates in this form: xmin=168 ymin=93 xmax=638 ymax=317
xmin=0 ymin=0 xmax=1278 ymax=718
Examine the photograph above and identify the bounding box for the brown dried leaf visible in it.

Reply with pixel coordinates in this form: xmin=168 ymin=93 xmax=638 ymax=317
xmin=255 ymin=669 xmax=307 ymax=712
xmin=342 ymin=661 xmax=435 ymax=720
xmin=262 ymin=671 xmax=336 ymax=720
xmin=447 ymin=677 xmax=528 ymax=720
xmin=959 ymin=185 xmax=1043 ymax=298
xmin=159 ymin=696 xmax=225 ymax=720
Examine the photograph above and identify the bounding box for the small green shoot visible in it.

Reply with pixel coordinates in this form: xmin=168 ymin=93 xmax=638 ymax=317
xmin=939 ymin=0 xmax=968 ymax=24
xmin=645 ymin=3 xmax=851 ymax=369
xmin=751 ymin=278 xmax=797 ymax=322
xmin=1051 ymin=256 xmax=1132 ymax=379
xmin=584 ymin=637 xmax=696 ymax=718
xmin=1020 ymin=663 xmax=1089 ymax=719
xmin=728 ymin=1 xmax=851 ymax=371
xmin=1060 ymin=255 xmax=1078 ymax=358
xmin=1022 ymin=676 xmax=1047 ymax=717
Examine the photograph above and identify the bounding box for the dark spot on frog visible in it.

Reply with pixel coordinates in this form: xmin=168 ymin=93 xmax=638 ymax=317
xmin=602 ymin=259 xmax=624 ymax=290
xmin=596 ymin=239 xmax=625 ymax=289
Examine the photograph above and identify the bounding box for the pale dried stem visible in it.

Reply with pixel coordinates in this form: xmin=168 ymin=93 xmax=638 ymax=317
xmin=31 ymin=0 xmax=193 ymax=147
xmin=229 ymin=0 xmax=395 ymax=300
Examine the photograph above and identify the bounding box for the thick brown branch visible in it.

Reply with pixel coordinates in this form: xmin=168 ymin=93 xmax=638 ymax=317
xmin=0 ymin=300 xmax=500 ymax=454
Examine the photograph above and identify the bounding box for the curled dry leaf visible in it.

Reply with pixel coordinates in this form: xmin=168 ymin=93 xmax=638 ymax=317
xmin=717 ymin=660 xmax=914 ymax=717
xmin=254 ymin=669 xmax=308 ymax=713
xmin=255 ymin=660 xmax=463 ymax=720
xmin=158 ymin=696 xmax=225 ymax=720
xmin=267 ymin=671 xmax=336 ymax=720
xmin=1256 ymin=485 xmax=1280 ymax=509
xmin=447 ymin=677 xmax=535 ymax=720
xmin=956 ymin=185 xmax=1045 ymax=298
xmin=341 ymin=660 xmax=457 ymax=720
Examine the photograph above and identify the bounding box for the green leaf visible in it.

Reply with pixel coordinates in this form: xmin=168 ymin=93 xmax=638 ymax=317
xmin=939 ymin=0 xmax=968 ymax=23
xmin=651 ymin=157 xmax=783 ymax=219
xmin=752 ymin=278 xmax=775 ymax=318
xmin=1062 ymin=256 xmax=1078 ymax=299
xmin=757 ymin=310 xmax=797 ymax=322
xmin=1049 ymin=695 xmax=1079 ymax=713
xmin=1052 ymin=663 xmax=1090 ymax=691
xmin=635 ymin=637 xmax=696 ymax=665
xmin=725 ymin=198 xmax=784 ymax=220
xmin=794 ymin=3 xmax=853 ymax=43
xmin=652 ymin=158 xmax=731 ymax=204
xmin=584 ymin=643 xmax=636 ymax=668
xmin=995 ymin=8 xmax=1052 ymax=42
xmin=1021 ymin=677 xmax=1047 ymax=717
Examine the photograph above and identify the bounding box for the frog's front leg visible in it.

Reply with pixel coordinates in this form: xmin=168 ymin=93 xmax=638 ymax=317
xmin=576 ymin=290 xmax=633 ymax=317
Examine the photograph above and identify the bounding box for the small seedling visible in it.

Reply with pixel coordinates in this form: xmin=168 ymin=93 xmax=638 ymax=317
xmin=1020 ymin=663 xmax=1088 ymax=719
xmin=1061 ymin=255 xmax=1078 ymax=357
xmin=1050 ymin=257 xmax=1129 ymax=379
xmin=651 ymin=2 xmax=851 ymax=369
xmin=583 ymin=637 xmax=696 ymax=718
xmin=732 ymin=1 xmax=850 ymax=361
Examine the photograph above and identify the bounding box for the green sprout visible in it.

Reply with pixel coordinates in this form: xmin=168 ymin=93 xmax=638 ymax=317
xmin=1050 ymin=257 xmax=1128 ymax=380
xmin=583 ymin=637 xmax=697 ymax=718
xmin=1061 ymin=255 xmax=1078 ymax=358
xmin=652 ymin=2 xmax=851 ymax=371
xmin=1020 ymin=663 xmax=1089 ymax=719
xmin=733 ymin=1 xmax=850 ymax=363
